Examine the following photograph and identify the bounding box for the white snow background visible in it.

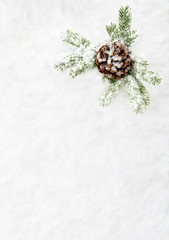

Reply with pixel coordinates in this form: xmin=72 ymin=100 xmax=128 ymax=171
xmin=0 ymin=0 xmax=169 ymax=239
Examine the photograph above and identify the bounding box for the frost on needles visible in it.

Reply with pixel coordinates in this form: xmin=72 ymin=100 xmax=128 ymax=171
xmin=55 ymin=5 xmax=161 ymax=114
xmin=55 ymin=29 xmax=98 ymax=78
xmin=106 ymin=5 xmax=138 ymax=46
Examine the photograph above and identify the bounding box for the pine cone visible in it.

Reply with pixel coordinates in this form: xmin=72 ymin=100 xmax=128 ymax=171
xmin=96 ymin=41 xmax=133 ymax=80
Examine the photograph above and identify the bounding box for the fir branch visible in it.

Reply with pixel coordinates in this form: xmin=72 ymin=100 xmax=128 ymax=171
xmin=126 ymin=75 xmax=150 ymax=114
xmin=61 ymin=29 xmax=91 ymax=48
xmin=99 ymin=77 xmax=124 ymax=106
xmin=69 ymin=48 xmax=97 ymax=78
xmin=106 ymin=23 xmax=116 ymax=37
xmin=105 ymin=23 xmax=119 ymax=41
xmin=106 ymin=5 xmax=138 ymax=46
xmin=124 ymin=30 xmax=138 ymax=46
xmin=118 ymin=5 xmax=132 ymax=33
xmin=131 ymin=59 xmax=162 ymax=85
xmin=55 ymin=45 xmax=97 ymax=78
xmin=69 ymin=61 xmax=89 ymax=78
xmin=118 ymin=6 xmax=138 ymax=46
xmin=55 ymin=52 xmax=83 ymax=71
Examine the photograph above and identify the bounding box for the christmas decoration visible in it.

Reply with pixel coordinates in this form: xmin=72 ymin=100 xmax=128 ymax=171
xmin=96 ymin=41 xmax=133 ymax=80
xmin=55 ymin=5 xmax=161 ymax=114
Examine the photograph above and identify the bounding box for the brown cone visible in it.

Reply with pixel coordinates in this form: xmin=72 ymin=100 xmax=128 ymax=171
xmin=96 ymin=41 xmax=133 ymax=80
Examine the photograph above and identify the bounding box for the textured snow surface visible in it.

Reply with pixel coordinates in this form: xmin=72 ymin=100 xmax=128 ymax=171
xmin=0 ymin=0 xmax=169 ymax=239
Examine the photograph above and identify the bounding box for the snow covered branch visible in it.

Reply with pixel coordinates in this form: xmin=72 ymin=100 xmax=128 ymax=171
xmin=131 ymin=59 xmax=162 ymax=85
xmin=126 ymin=75 xmax=150 ymax=114
xmin=106 ymin=5 xmax=138 ymax=46
xmin=55 ymin=45 xmax=97 ymax=78
xmin=99 ymin=77 xmax=124 ymax=106
xmin=61 ymin=29 xmax=91 ymax=48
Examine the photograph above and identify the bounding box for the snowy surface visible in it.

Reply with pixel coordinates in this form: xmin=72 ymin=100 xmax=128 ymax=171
xmin=0 ymin=0 xmax=169 ymax=239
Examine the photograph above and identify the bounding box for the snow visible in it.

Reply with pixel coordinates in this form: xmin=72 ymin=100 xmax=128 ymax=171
xmin=96 ymin=52 xmax=101 ymax=59
xmin=100 ymin=64 xmax=105 ymax=69
xmin=106 ymin=45 xmax=113 ymax=64
xmin=111 ymin=66 xmax=117 ymax=72
xmin=107 ymin=73 xmax=113 ymax=78
xmin=107 ymin=58 xmax=111 ymax=65
xmin=0 ymin=0 xmax=169 ymax=240
xmin=112 ymin=55 xmax=122 ymax=61
xmin=82 ymin=45 xmax=98 ymax=64
xmin=98 ymin=58 xmax=106 ymax=62
xmin=113 ymin=61 xmax=123 ymax=68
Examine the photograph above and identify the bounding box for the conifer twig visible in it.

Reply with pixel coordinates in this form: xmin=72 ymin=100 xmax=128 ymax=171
xmin=99 ymin=77 xmax=124 ymax=106
xmin=126 ymin=75 xmax=150 ymax=114
xmin=61 ymin=29 xmax=91 ymax=48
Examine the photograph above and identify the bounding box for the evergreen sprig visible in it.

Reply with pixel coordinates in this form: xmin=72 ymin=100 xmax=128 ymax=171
xmin=55 ymin=52 xmax=83 ymax=71
xmin=126 ymin=76 xmax=150 ymax=114
xmin=131 ymin=59 xmax=161 ymax=85
xmin=106 ymin=5 xmax=138 ymax=46
xmin=99 ymin=76 xmax=124 ymax=106
xmin=118 ymin=5 xmax=132 ymax=33
xmin=105 ymin=23 xmax=119 ymax=41
xmin=55 ymin=41 xmax=97 ymax=78
xmin=61 ymin=29 xmax=91 ymax=48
